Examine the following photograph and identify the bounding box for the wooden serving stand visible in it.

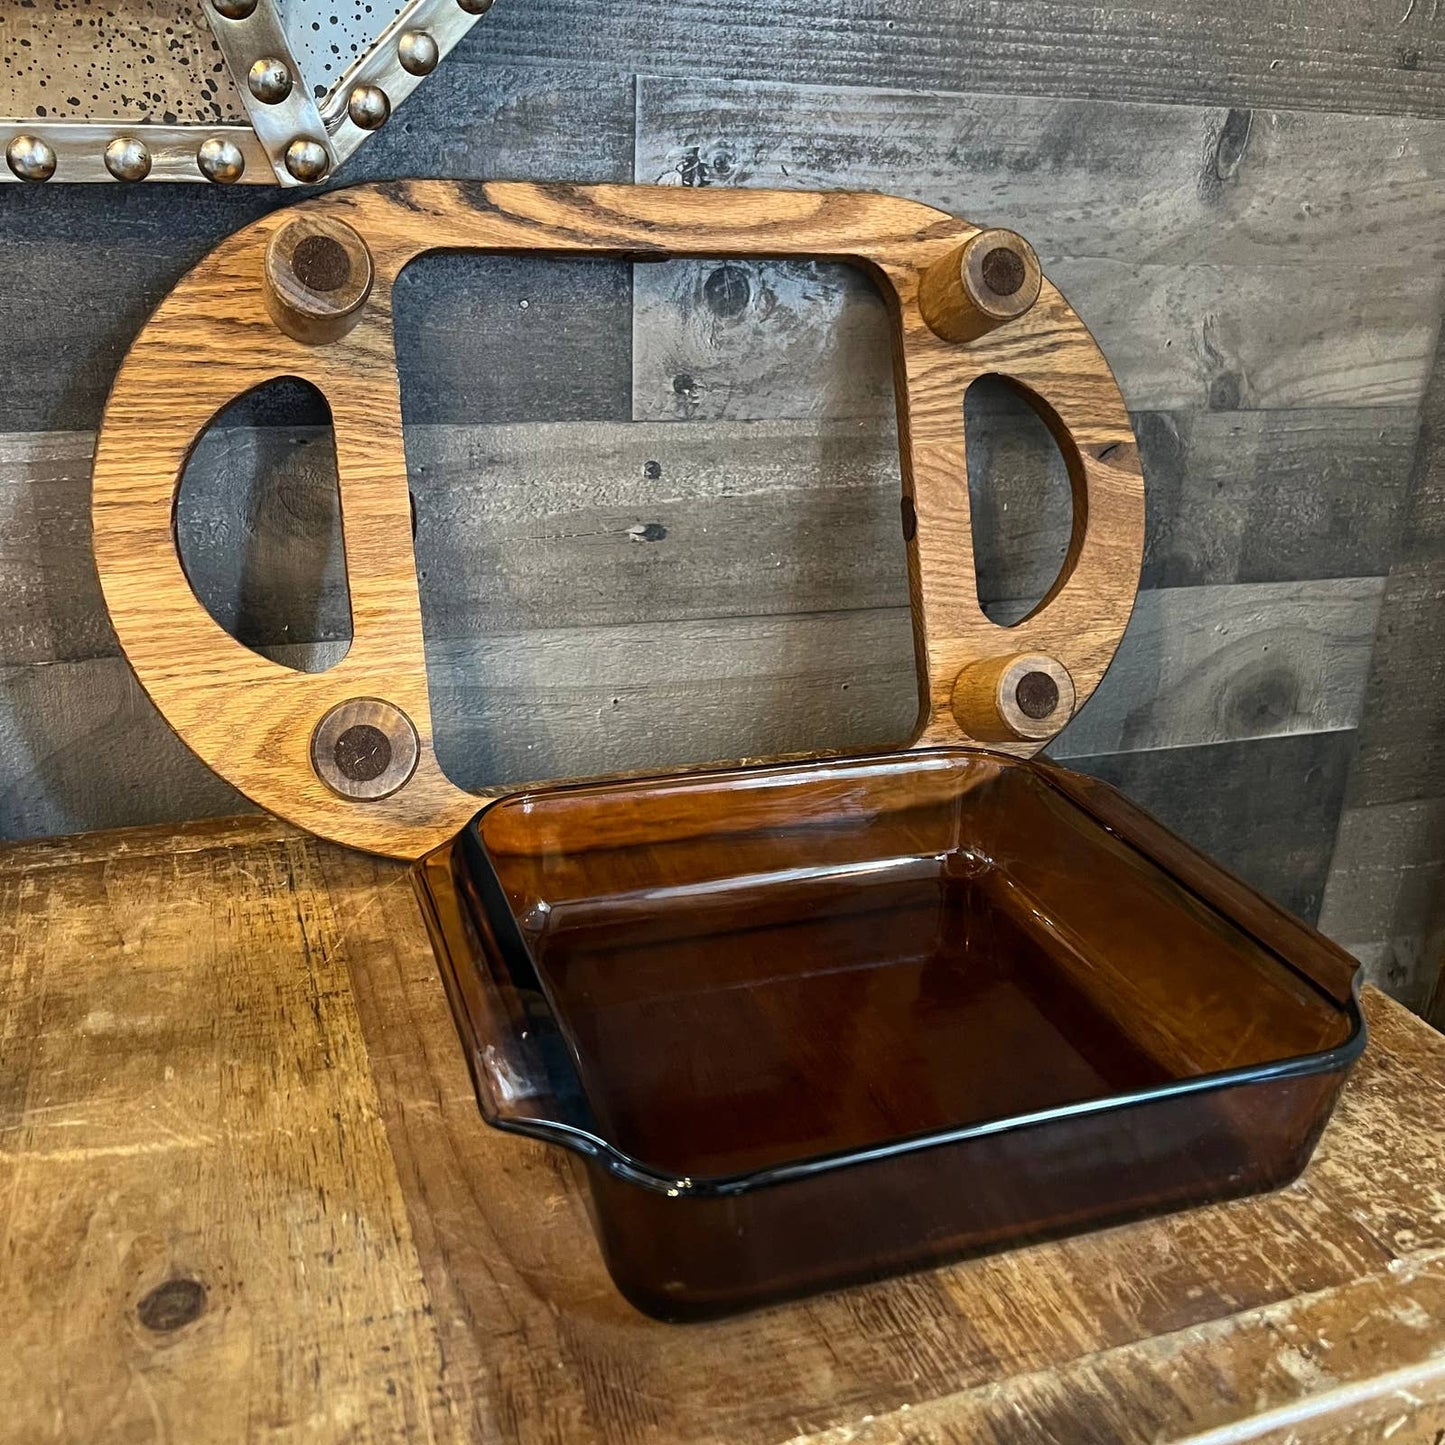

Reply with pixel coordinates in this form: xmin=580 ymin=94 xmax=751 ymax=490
xmin=90 ymin=180 xmax=1144 ymax=859
xmin=1 ymin=179 xmax=1438 ymax=1440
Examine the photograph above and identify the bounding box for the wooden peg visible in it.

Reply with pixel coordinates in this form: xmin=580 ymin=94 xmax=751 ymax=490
xmin=919 ymin=228 xmax=1042 ymax=344
xmin=951 ymin=653 xmax=1075 ymax=742
xmin=264 ymin=214 xmax=373 ymax=344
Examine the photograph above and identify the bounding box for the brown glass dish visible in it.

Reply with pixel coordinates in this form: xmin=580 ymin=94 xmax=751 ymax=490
xmin=416 ymin=749 xmax=1364 ymax=1321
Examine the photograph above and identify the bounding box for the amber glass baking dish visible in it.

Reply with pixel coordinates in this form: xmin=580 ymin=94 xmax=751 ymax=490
xmin=416 ymin=748 xmax=1363 ymax=1321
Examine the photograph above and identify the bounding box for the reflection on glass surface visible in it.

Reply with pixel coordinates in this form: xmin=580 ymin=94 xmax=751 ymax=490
xmin=418 ymin=749 xmax=1363 ymax=1320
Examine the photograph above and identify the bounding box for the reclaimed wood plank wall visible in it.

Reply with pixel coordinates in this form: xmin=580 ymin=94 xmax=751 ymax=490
xmin=1 ymin=1 xmax=1441 ymax=1016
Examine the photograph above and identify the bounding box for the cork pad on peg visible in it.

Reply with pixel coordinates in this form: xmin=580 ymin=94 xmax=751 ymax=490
xmin=952 ymin=654 xmax=1077 ymax=743
xmin=919 ymin=228 xmax=1043 ymax=343
xmin=91 ymin=181 xmax=1144 ymax=859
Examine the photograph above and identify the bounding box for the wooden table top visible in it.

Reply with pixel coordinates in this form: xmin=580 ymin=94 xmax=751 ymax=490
xmin=2 ymin=815 xmax=1443 ymax=1444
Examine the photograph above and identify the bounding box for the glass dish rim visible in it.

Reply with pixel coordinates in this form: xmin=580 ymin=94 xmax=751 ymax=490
xmin=455 ymin=747 xmax=1368 ymax=1201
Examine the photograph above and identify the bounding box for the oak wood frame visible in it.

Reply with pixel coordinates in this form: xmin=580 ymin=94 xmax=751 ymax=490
xmin=91 ymin=180 xmax=1145 ymax=859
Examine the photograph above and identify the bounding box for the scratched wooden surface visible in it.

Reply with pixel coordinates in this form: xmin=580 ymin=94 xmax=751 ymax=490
xmin=0 ymin=5 xmax=1442 ymax=997
xmin=2 ymin=815 xmax=1444 ymax=1444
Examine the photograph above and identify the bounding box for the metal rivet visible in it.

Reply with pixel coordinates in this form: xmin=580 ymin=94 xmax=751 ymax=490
xmin=457 ymin=0 xmax=494 ymax=12
xmin=247 ymin=56 xmax=293 ymax=104
xmin=210 ymin=0 xmax=258 ymax=17
xmin=284 ymin=137 xmax=329 ymax=183
xmin=104 ymin=136 xmax=151 ymax=183
xmin=311 ymin=700 xmax=419 ymax=801
xmin=6 ymin=135 xmax=57 ymax=183
xmin=197 ymin=137 xmax=246 ymax=185
xmin=397 ymin=29 xmax=440 ymax=75
xmin=347 ymin=84 xmax=391 ymax=131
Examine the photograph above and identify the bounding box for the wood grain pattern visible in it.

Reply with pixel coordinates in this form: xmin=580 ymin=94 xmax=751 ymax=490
xmin=0 ymin=658 xmax=251 ymax=841
xmin=60 ymin=816 xmax=1445 ymax=1442
xmin=10 ymin=815 xmax=1436 ymax=1442
xmin=632 ymin=78 xmax=1445 ymax=417
xmin=1340 ymin=316 xmax=1445 ymax=811
xmin=1318 ymin=796 xmax=1445 ymax=1013
xmin=918 ymin=229 xmax=1043 ymax=344
xmin=1332 ymin=556 xmax=1445 ymax=807
xmin=473 ymin=0 xmax=1445 ymax=119
xmin=1136 ymin=407 xmax=1418 ymax=588
xmin=634 ymin=77 xmax=1445 ymax=267
xmin=0 ymin=12 xmax=1435 ymax=982
xmin=1065 ymin=730 xmax=1357 ymax=923
xmin=634 ymin=254 xmax=1441 ymax=420
xmin=393 ymin=253 xmax=634 ymax=427
xmin=1323 ymin=306 xmax=1445 ymax=1012
xmin=421 ymin=611 xmax=917 ymax=788
xmin=1 ymin=409 xmax=1412 ymax=663
xmin=0 ymin=818 xmax=451 ymax=1444
xmin=1049 ymin=577 xmax=1383 ymax=759
xmin=2 ymin=571 xmax=1376 ymax=859
xmin=91 ymin=180 xmax=1145 ymax=859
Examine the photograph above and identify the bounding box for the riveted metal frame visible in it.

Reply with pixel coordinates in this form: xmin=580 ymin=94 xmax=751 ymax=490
xmin=1 ymin=121 xmax=272 ymax=186
xmin=321 ymin=0 xmax=493 ymax=170
xmin=0 ymin=0 xmax=500 ymax=185
xmin=203 ymin=0 xmax=337 ymax=185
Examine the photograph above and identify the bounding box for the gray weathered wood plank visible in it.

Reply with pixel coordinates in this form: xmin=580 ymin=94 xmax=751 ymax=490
xmin=633 ymin=252 xmax=1439 ymax=420
xmin=1339 ymin=316 xmax=1445 ymax=811
xmin=473 ymin=0 xmax=1445 ymax=119
xmin=1050 ymin=578 xmax=1384 ymax=759
xmin=967 ymin=403 xmax=1418 ymax=601
xmin=633 ymin=77 xmax=1445 ymax=418
xmin=0 ymin=585 xmax=1370 ymax=849
xmin=394 ymin=255 xmax=634 ymax=428
xmin=1322 ymin=260 xmax=1445 ymax=1015
xmin=419 ymin=579 xmax=1380 ymax=772
xmin=342 ymin=62 xmax=638 ymax=184
xmin=1318 ymin=795 xmax=1445 ymax=1012
xmin=0 ymin=665 xmax=1357 ymax=927
xmin=5 ymin=420 xmax=1403 ymax=664
xmin=634 ymin=78 xmax=1445 ymax=268
xmin=1066 ymin=730 xmax=1358 ymax=923
xmin=1323 ymin=557 xmax=1445 ymax=806
xmin=421 ymin=610 xmax=917 ymax=789
xmin=0 ymin=660 xmax=250 ymax=843
xmin=0 ymin=432 xmax=106 ymax=666
xmin=1137 ymin=408 xmax=1417 ymax=588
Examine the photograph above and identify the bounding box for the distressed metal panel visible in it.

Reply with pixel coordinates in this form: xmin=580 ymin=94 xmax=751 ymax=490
xmin=277 ymin=0 xmax=407 ymax=101
xmin=1 ymin=0 xmax=501 ymax=180
xmin=0 ymin=120 xmax=268 ymax=182
xmin=0 ymin=0 xmax=243 ymax=123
